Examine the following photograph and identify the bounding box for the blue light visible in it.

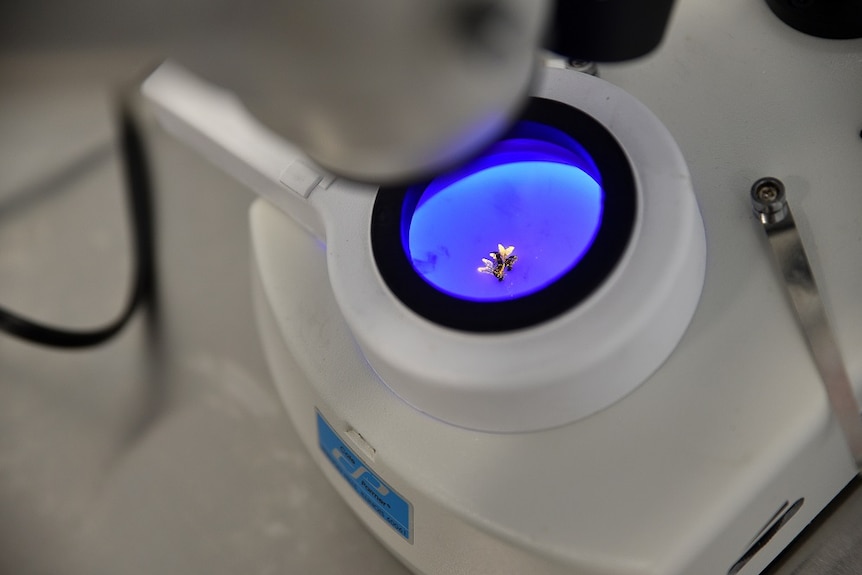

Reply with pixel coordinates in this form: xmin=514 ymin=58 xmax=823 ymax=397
xmin=403 ymin=122 xmax=604 ymax=302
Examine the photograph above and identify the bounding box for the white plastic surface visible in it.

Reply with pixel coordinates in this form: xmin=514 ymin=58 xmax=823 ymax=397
xmin=247 ymin=1 xmax=862 ymax=573
xmin=312 ymin=68 xmax=706 ymax=431
xmin=144 ymin=61 xmax=707 ymax=432
xmin=143 ymin=3 xmax=862 ymax=572
xmin=251 ymin=196 xmax=856 ymax=575
xmin=141 ymin=61 xmax=327 ymax=238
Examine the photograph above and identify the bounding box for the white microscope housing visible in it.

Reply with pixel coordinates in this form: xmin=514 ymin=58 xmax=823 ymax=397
xmin=142 ymin=4 xmax=862 ymax=571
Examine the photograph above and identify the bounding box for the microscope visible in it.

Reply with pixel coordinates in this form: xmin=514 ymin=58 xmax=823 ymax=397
xmin=142 ymin=1 xmax=862 ymax=573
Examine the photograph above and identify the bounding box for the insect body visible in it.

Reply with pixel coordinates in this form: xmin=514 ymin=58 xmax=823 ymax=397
xmin=478 ymin=244 xmax=518 ymax=281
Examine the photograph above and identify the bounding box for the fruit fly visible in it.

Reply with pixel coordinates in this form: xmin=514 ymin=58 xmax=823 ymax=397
xmin=478 ymin=244 xmax=518 ymax=281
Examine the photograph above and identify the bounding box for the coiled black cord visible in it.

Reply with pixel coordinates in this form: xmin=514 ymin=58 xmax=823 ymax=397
xmin=0 ymin=94 xmax=155 ymax=348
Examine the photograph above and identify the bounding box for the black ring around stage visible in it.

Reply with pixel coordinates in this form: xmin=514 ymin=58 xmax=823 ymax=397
xmin=371 ymin=97 xmax=637 ymax=333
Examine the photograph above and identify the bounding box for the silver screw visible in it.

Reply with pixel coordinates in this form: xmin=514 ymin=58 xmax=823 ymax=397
xmin=756 ymin=182 xmax=780 ymax=203
xmin=750 ymin=177 xmax=788 ymax=225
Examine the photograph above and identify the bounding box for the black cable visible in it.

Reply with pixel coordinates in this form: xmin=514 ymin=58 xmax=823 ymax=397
xmin=0 ymin=92 xmax=155 ymax=348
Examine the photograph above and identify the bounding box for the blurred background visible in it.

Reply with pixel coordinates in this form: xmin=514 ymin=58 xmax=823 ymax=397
xmin=0 ymin=3 xmax=412 ymax=574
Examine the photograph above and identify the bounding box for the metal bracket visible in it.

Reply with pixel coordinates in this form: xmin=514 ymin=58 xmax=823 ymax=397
xmin=751 ymin=177 xmax=862 ymax=471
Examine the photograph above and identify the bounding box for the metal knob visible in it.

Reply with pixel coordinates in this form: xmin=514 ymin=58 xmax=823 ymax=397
xmin=751 ymin=177 xmax=789 ymax=225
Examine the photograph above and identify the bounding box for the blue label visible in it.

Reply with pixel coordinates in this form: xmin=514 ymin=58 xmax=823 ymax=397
xmin=317 ymin=411 xmax=412 ymax=542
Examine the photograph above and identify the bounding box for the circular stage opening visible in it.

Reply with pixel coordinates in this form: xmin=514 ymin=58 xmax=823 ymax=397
xmin=371 ymin=99 xmax=636 ymax=332
xmin=403 ymin=123 xmax=604 ymax=302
